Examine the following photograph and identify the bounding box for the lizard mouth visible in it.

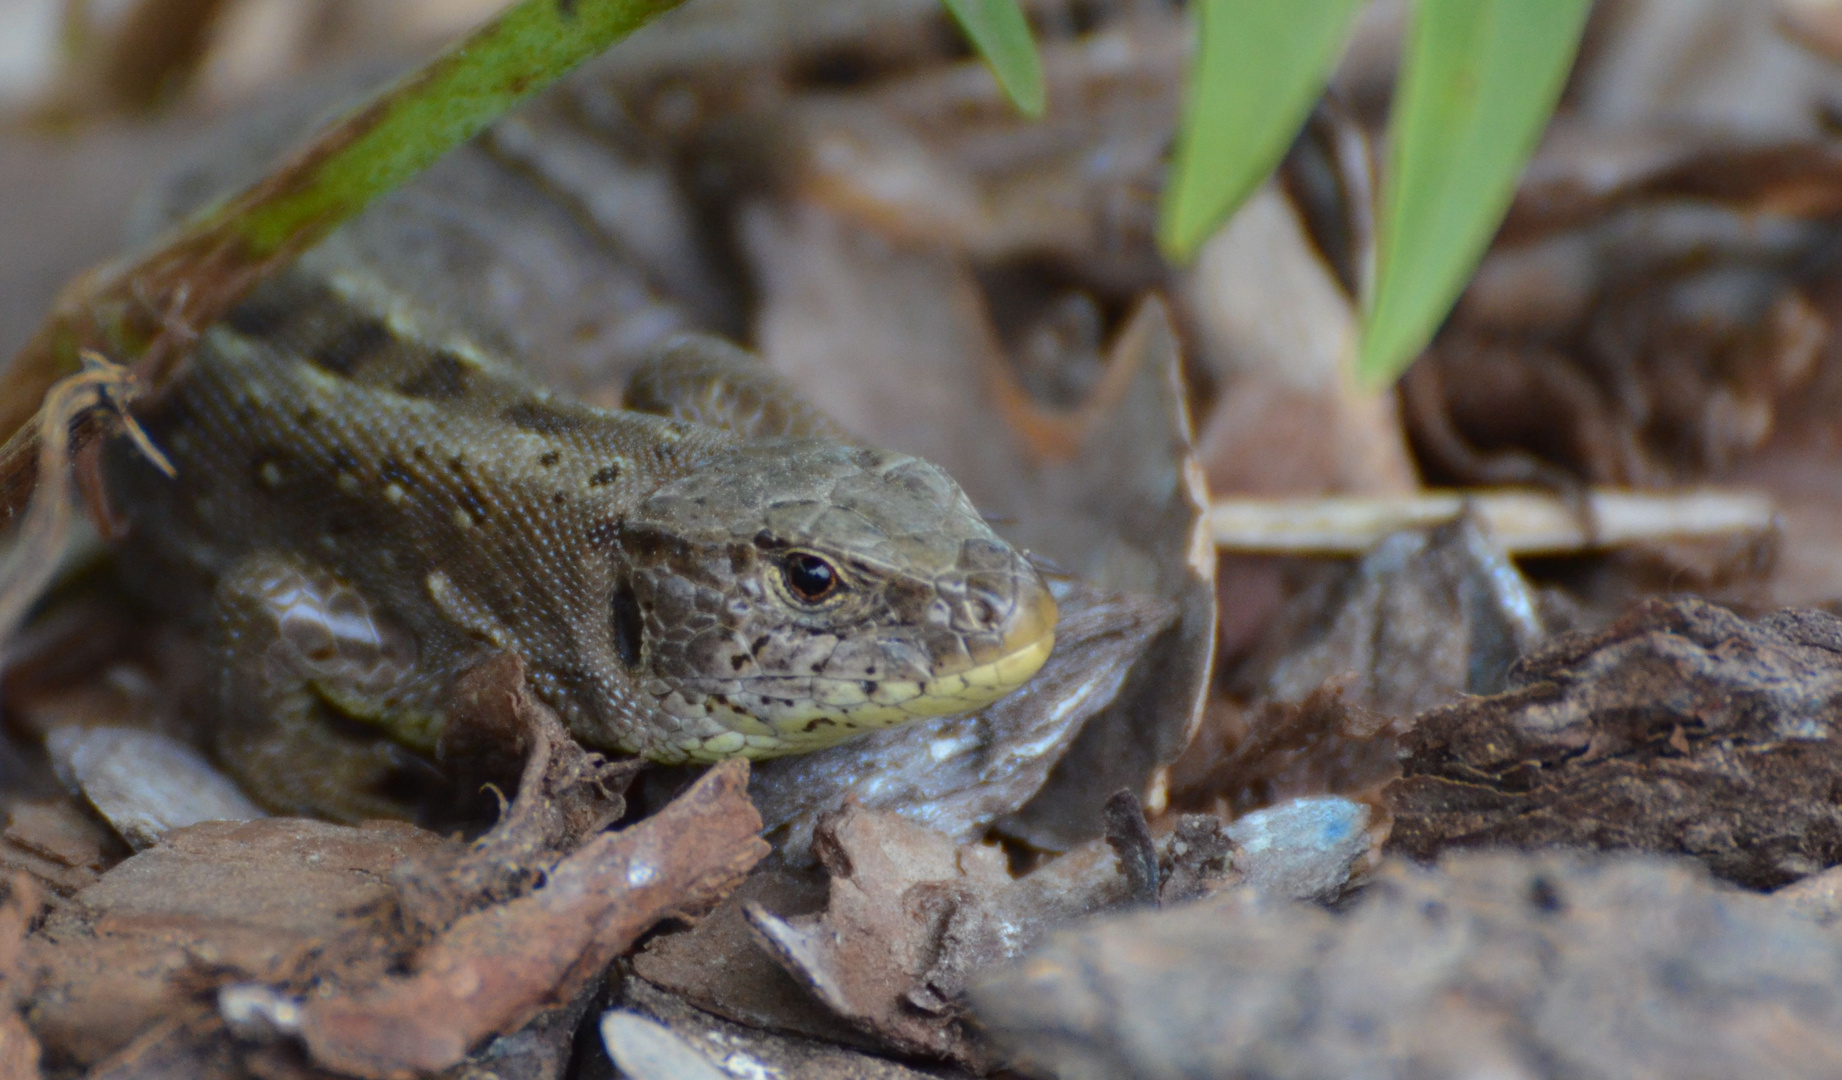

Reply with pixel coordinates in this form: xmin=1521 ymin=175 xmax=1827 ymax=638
xmin=675 ymin=583 xmax=1059 ymax=760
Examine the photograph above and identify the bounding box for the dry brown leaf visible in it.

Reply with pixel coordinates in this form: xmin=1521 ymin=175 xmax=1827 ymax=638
xmin=738 ymin=804 xmax=1179 ymax=1068
xmin=632 ymin=868 xmax=871 ymax=1047
xmin=743 ymin=805 xmax=1009 ymax=1067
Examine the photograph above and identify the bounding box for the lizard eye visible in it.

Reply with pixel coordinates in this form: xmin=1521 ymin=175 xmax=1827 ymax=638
xmin=782 ymin=553 xmax=839 ymax=604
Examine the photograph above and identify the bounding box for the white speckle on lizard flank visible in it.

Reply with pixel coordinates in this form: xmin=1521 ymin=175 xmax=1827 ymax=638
xmin=721 ymin=1052 xmax=783 ymax=1080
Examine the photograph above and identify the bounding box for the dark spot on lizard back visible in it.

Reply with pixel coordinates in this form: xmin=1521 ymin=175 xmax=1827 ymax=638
xmin=539 ymin=451 xmax=561 ymax=467
xmin=311 ymin=318 xmax=392 ymax=376
xmin=591 ymin=464 xmax=620 ymax=486
xmin=397 ymin=353 xmax=471 ymax=400
xmin=502 ymin=401 xmax=585 ymax=434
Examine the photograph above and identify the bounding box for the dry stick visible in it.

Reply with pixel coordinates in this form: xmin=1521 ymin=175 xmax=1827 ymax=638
xmin=0 ymin=352 xmax=171 ymax=656
xmin=1210 ymin=488 xmax=1778 ymax=556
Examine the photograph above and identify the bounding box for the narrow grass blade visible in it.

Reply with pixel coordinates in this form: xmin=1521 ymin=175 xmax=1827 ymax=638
xmin=1158 ymin=0 xmax=1364 ymax=262
xmin=1358 ymin=0 xmax=1591 ymax=385
xmin=941 ymin=0 xmax=1045 ymax=117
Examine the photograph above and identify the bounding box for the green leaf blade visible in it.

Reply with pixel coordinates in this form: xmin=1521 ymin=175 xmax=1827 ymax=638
xmin=1158 ymin=0 xmax=1364 ymax=262
xmin=941 ymin=0 xmax=1045 ymax=117
xmin=235 ymin=0 xmax=685 ymax=258
xmin=1358 ymin=0 xmax=1591 ymax=385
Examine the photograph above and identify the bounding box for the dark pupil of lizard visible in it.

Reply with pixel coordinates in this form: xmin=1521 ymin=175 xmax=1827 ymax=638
xmin=785 ymin=554 xmax=837 ymax=603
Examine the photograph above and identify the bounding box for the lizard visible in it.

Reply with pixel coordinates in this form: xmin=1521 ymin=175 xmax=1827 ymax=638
xmin=101 ymin=260 xmax=1058 ymax=822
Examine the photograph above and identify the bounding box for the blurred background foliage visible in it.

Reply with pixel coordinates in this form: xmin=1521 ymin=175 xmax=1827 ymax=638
xmin=0 ymin=0 xmax=1591 ymax=392
xmin=955 ymin=0 xmax=1594 ymax=386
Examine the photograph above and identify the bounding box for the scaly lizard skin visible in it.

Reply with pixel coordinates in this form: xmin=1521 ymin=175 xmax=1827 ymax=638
xmin=104 ymin=264 xmax=1056 ymax=820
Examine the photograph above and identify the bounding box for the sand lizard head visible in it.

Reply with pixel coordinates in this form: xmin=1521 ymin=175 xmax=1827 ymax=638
xmin=606 ymin=439 xmax=1056 ymax=761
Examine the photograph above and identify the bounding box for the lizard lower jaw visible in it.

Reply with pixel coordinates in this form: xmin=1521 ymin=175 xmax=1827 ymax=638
xmin=667 ymin=622 xmax=1059 ymax=762
xmin=905 ymin=628 xmax=1057 ymax=715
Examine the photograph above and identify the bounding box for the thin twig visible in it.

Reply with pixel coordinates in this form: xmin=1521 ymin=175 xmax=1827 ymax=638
xmin=1210 ymin=488 xmax=1777 ymax=556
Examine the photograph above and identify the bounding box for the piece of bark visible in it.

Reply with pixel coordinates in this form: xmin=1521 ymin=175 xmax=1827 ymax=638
xmin=227 ymin=982 xmax=598 ymax=1080
xmin=0 ymin=874 xmax=42 ymax=1080
xmin=298 ymin=758 xmax=768 ymax=1078
xmin=973 ymin=851 xmax=1842 ymax=1080
xmin=1391 ymin=597 xmax=1842 ymax=887
xmin=1101 ymin=791 xmax=1158 ymax=908
xmin=3 ymin=801 xmax=113 ymax=874
xmin=1155 ymin=814 xmax=1234 ymax=906
xmin=25 ymin=817 xmax=449 ymax=1068
xmin=19 ymin=652 xmax=722 ymax=1075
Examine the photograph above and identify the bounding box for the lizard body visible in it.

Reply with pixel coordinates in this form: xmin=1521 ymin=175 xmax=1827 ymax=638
xmin=105 ymin=264 xmax=1056 ymax=819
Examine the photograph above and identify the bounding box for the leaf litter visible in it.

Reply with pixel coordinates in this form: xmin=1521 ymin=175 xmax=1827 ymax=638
xmin=15 ymin=1 xmax=1842 ymax=1077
